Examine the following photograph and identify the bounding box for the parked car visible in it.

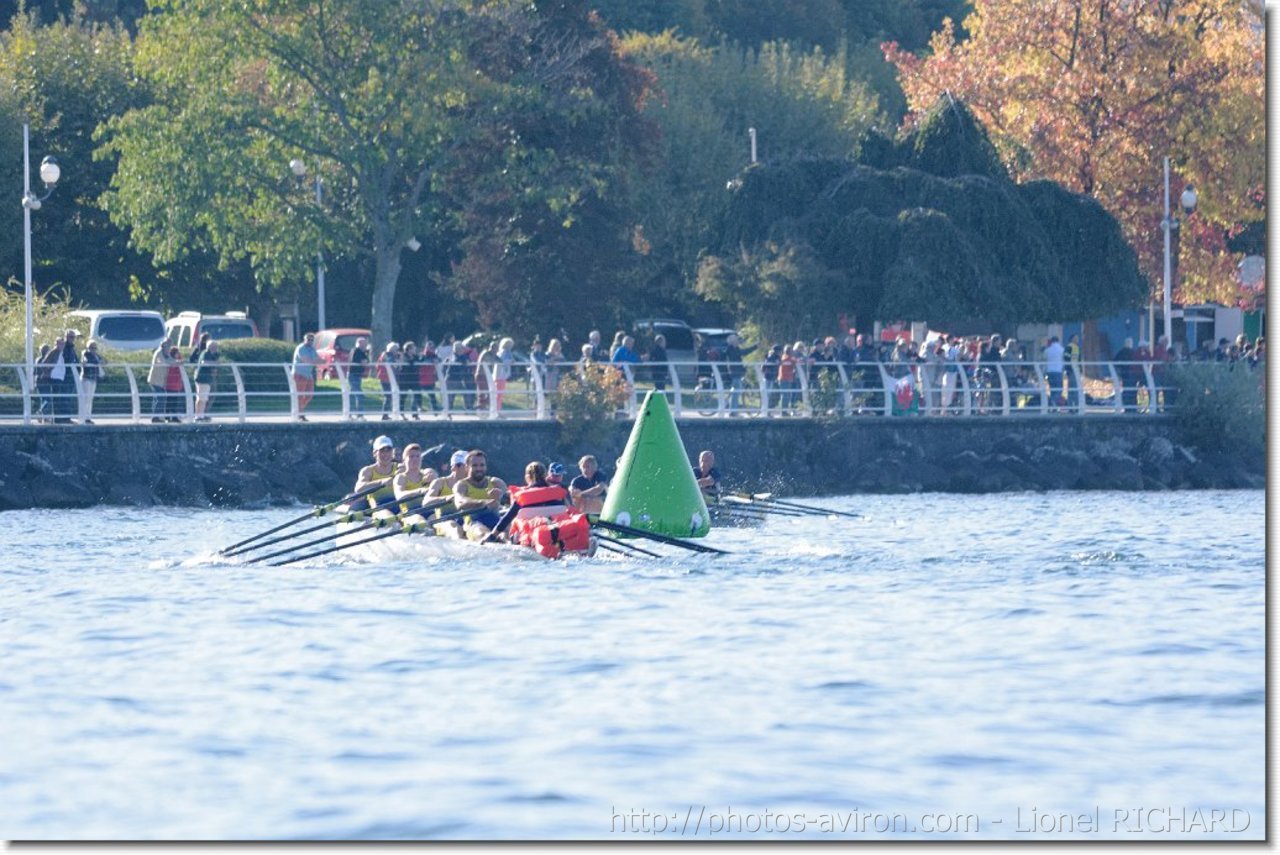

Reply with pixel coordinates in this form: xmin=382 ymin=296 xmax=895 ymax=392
xmin=165 ymin=311 xmax=260 ymax=349
xmin=314 ymin=328 xmax=371 ymax=378
xmin=632 ymin=318 xmax=696 ymax=384
xmin=693 ymin=327 xmax=739 ymax=362
xmin=67 ymin=309 xmax=167 ymax=352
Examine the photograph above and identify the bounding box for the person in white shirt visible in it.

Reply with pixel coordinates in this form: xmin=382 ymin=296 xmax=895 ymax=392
xmin=1044 ymin=336 xmax=1066 ymax=407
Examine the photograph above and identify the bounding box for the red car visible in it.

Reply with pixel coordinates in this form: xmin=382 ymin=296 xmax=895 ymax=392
xmin=314 ymin=328 xmax=371 ymax=379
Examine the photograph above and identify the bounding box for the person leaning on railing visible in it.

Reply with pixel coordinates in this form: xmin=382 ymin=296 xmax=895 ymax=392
xmin=347 ymin=337 xmax=370 ymax=419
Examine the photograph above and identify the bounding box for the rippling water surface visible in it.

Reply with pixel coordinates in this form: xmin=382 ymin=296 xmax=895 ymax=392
xmin=0 ymin=491 xmax=1263 ymax=840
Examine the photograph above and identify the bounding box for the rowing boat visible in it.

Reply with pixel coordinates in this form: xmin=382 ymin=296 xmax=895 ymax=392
xmin=332 ymin=504 xmax=597 ymax=562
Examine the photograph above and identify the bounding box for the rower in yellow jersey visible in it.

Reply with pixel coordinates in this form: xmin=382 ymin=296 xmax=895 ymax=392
xmin=353 ymin=435 xmax=401 ymax=509
xmin=424 ymin=449 xmax=469 ymax=535
xmin=451 ymin=449 xmax=508 ymax=541
xmin=392 ymin=443 xmax=438 ymax=512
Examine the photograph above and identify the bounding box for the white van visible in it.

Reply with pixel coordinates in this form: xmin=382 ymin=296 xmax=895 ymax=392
xmin=67 ymin=309 xmax=167 ymax=352
xmin=165 ymin=311 xmax=260 ymax=348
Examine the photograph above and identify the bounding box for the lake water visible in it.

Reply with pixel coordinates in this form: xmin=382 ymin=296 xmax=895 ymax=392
xmin=0 ymin=491 xmax=1264 ymax=841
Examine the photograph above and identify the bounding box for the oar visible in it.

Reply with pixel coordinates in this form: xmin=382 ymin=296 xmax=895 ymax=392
xmin=593 ymin=519 xmax=728 ymax=555
xmin=223 ymin=490 xmax=443 ymax=558
xmin=267 ymin=507 xmax=472 ymax=567
xmin=595 ymin=533 xmax=661 ymax=558
xmin=239 ymin=496 xmax=452 ymax=564
xmin=717 ymin=496 xmax=807 ymax=517
xmin=732 ymin=492 xmax=861 ymax=519
xmin=217 ymin=481 xmax=386 ymax=555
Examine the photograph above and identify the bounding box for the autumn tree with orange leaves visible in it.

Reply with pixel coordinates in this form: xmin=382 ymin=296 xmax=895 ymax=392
xmin=886 ymin=0 xmax=1264 ymax=308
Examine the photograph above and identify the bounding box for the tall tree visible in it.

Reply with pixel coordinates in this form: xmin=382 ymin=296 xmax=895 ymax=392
xmin=885 ymin=0 xmax=1264 ymax=306
xmin=0 ymin=11 xmax=153 ymax=307
xmin=619 ymin=33 xmax=880 ymax=320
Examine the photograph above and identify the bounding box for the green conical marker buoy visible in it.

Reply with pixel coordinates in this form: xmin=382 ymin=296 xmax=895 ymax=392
xmin=601 ymin=391 xmax=710 ymax=538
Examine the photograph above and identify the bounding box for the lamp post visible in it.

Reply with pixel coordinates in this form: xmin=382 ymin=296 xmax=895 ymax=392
xmin=289 ymin=158 xmax=326 ymax=332
xmin=21 ymin=123 xmax=60 ymax=388
xmin=1161 ymin=156 xmax=1198 ymax=344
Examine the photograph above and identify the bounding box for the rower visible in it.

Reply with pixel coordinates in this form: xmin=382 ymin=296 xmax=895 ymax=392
xmin=547 ymin=461 xmax=566 ymax=487
xmin=392 ymin=443 xmax=439 ymax=512
xmin=693 ymin=449 xmax=722 ymax=502
xmin=569 ymin=454 xmax=608 ymax=516
xmin=353 ymin=435 xmax=401 ymax=509
xmin=422 ymin=449 xmax=469 ymax=535
xmin=451 ymin=449 xmax=508 ymax=540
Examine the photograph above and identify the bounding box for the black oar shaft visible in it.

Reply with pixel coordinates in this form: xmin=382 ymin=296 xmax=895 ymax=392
xmin=270 ymin=525 xmax=406 ymax=567
xmin=595 ymin=533 xmax=661 ymax=558
xmin=762 ymin=497 xmax=860 ymax=518
xmin=594 ymin=519 xmax=727 ymax=554
xmin=262 ymin=508 xmax=471 ymax=567
xmin=217 ymin=481 xmax=386 ymax=555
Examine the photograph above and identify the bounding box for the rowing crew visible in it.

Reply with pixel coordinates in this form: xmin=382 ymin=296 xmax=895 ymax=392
xmin=348 ymin=436 xmax=609 ymax=552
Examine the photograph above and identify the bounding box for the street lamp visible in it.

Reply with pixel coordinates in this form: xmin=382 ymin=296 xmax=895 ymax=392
xmin=1161 ymin=157 xmax=1198 ymax=344
xmin=289 ymin=158 xmax=326 ymax=332
xmin=21 ymin=123 xmax=60 ymax=391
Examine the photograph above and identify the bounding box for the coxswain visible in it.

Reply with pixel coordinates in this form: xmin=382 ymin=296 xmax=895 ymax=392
xmin=392 ymin=443 xmax=439 ymax=512
xmin=547 ymin=462 xmax=566 ymax=487
xmin=353 ymin=435 xmax=401 ymax=509
xmin=484 ymin=461 xmax=574 ymax=543
xmin=693 ymin=449 xmax=722 ymax=501
xmin=569 ymin=454 xmax=608 ymax=517
xmin=451 ymin=449 xmax=508 ymax=540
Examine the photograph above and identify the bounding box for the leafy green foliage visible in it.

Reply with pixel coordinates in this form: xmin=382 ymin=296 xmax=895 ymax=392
xmin=1170 ymin=362 xmax=1264 ymax=462
xmin=698 ymin=98 xmax=1144 ymax=340
xmin=553 ymin=363 xmax=632 ymax=450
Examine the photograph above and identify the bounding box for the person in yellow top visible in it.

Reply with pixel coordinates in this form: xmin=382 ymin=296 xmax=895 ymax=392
xmin=451 ymin=449 xmax=508 ymax=540
xmin=392 ymin=443 xmax=438 ymax=512
xmin=354 ymin=435 xmax=401 ymax=509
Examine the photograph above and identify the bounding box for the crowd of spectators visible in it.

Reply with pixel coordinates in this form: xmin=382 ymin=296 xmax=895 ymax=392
xmin=27 ymin=324 xmax=1265 ymax=423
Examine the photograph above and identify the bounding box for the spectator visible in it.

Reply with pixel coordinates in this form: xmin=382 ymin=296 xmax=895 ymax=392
xmin=544 ymin=338 xmax=565 ymax=394
xmin=146 ymin=341 xmax=169 ymax=423
xmin=1065 ymin=334 xmax=1082 ymax=407
xmin=164 ymin=344 xmax=185 ymax=422
xmin=451 ymin=339 xmax=475 ymax=410
xmin=475 ymin=340 xmax=498 ymax=411
xmin=292 ymin=332 xmax=319 ymax=421
xmin=609 ymin=330 xmax=627 ymax=361
xmin=375 ymin=342 xmax=400 ymax=421
xmin=193 ymin=339 xmax=220 ymax=422
xmin=347 ymin=336 xmax=370 ymax=419
xmin=1043 ymin=335 xmax=1065 ymax=408
xmin=577 ymin=343 xmax=595 ymax=376
xmin=188 ymin=331 xmax=211 ymax=366
xmin=495 ymin=337 xmax=515 ymax=410
xmin=1114 ymin=337 xmax=1139 ymax=411
xmin=53 ymin=330 xmax=80 ymax=423
xmin=778 ymin=344 xmax=798 ymax=413
xmin=646 ymin=334 xmax=669 ymax=392
xmin=419 ymin=340 xmax=441 ymax=413
xmin=762 ymin=343 xmax=782 ymax=412
xmin=400 ymin=341 xmax=423 ymax=419
xmin=79 ymin=338 xmax=105 ymax=424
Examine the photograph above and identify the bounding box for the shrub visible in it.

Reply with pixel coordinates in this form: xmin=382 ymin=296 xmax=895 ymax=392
xmin=553 ymin=363 xmax=631 ymax=449
xmin=1170 ymin=362 xmax=1264 ymax=462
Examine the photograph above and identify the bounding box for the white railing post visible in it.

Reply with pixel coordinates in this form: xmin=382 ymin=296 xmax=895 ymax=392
xmin=178 ymin=363 xmax=194 ymax=421
xmin=710 ymin=364 xmax=725 ymax=416
xmin=1033 ymin=362 xmax=1049 ymax=415
xmin=387 ymin=369 xmax=401 ymax=418
xmin=1141 ymin=363 xmax=1157 ymax=415
xmin=439 ymin=370 xmax=451 ymax=418
xmin=835 ymin=363 xmax=852 ymax=417
xmin=228 ymin=365 xmax=246 ymax=422
xmin=286 ymin=366 xmax=299 ymax=420
xmin=1071 ymin=362 xmax=1086 ymax=415
xmin=123 ymin=365 xmax=141 ymax=423
xmin=1105 ymin=363 xmax=1125 ymax=413
xmin=956 ymin=364 xmax=972 ymax=417
xmin=335 ymin=363 xmax=350 ymax=419
xmin=670 ymin=362 xmax=683 ymax=418
xmin=486 ymin=363 xmax=499 ymax=419
xmin=797 ymin=363 xmax=811 ymax=416
xmin=877 ymin=364 xmax=893 ymax=416
xmin=994 ymin=364 xmax=1011 ymax=416
xmin=18 ymin=364 xmax=32 ymax=425
xmin=531 ymin=358 xmax=547 ymax=419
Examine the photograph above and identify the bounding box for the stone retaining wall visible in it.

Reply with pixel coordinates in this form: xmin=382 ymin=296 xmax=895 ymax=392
xmin=0 ymin=416 xmax=1260 ymax=510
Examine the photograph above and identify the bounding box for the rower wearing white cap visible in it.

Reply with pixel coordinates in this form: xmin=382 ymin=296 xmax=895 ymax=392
xmin=354 ymin=435 xmax=401 ymax=508
xmin=426 ymin=449 xmax=470 ymax=502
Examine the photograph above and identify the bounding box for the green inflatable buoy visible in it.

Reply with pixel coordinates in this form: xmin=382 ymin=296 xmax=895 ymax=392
xmin=601 ymin=391 xmax=710 ymax=538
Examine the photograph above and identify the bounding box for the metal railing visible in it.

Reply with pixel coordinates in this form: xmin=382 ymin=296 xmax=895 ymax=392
xmin=0 ymin=357 xmax=1216 ymax=425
